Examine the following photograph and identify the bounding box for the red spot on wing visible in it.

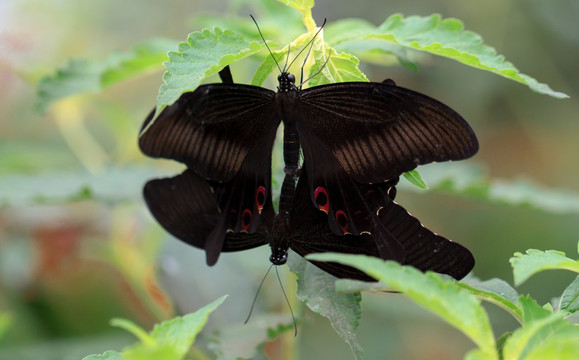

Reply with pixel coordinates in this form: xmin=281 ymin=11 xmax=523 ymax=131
xmin=255 ymin=186 xmax=266 ymax=214
xmin=314 ymin=186 xmax=330 ymax=213
xmin=335 ymin=210 xmax=349 ymax=234
xmin=241 ymin=209 xmax=252 ymax=232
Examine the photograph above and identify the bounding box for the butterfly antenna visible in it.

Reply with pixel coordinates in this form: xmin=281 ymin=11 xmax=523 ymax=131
xmin=283 ymin=44 xmax=291 ymax=73
xmin=275 ymin=266 xmax=298 ymax=337
xmin=250 ymin=15 xmax=283 ymax=74
xmin=286 ymin=18 xmax=327 ymax=73
xmin=298 ymin=51 xmax=332 ymax=88
xmin=244 ymin=264 xmax=274 ymax=324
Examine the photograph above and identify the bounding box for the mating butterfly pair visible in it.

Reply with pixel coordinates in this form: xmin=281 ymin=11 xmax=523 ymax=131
xmin=139 ymin=52 xmax=478 ymax=281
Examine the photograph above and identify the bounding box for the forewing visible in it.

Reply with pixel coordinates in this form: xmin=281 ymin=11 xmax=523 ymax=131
xmin=298 ymin=81 xmax=478 ymax=183
xmin=139 ymin=84 xmax=277 ymax=182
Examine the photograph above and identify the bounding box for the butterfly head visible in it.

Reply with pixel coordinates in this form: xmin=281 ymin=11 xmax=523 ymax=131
xmin=277 ymin=72 xmax=297 ymax=93
xmin=269 ymin=247 xmax=288 ymax=265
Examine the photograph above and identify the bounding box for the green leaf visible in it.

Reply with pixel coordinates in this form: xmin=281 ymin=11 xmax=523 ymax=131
xmin=495 ymin=331 xmax=513 ymax=360
xmin=277 ymin=0 xmax=315 ymax=29
xmin=111 ymin=318 xmax=156 ymax=347
xmin=143 ymin=295 xmax=227 ymax=358
xmin=252 ymin=50 xmax=285 ymax=87
xmin=459 ymin=277 xmax=522 ymax=323
xmin=518 ymin=295 xmax=552 ymax=323
xmin=288 ymin=255 xmax=364 ymax=360
xmin=154 ymin=28 xmax=265 ymax=119
xmin=402 ymin=169 xmax=428 ymax=189
xmin=122 ymin=344 xmax=180 ymax=360
xmin=306 ymin=253 xmax=497 ymax=358
xmin=306 ymin=46 xmax=368 ymax=87
xmin=325 ymin=18 xmax=376 ymax=45
xmin=191 ymin=13 xmax=303 ymax=44
xmin=101 ymin=38 xmax=177 ymax=86
xmin=36 ymin=58 xmax=104 ymax=114
xmin=502 ymin=313 xmax=579 ymax=360
xmin=208 ymin=314 xmax=294 ymax=360
xmin=36 ymin=38 xmax=175 ymax=113
xmin=325 ymin=19 xmax=420 ymax=70
xmin=524 ymin=334 xmax=579 ymax=360
xmin=327 ymin=14 xmax=567 ymax=98
xmin=334 ymin=278 xmax=391 ymax=294
xmin=559 ymin=275 xmax=579 ymax=315
xmin=510 ymin=248 xmax=579 ymax=286
xmin=83 ymin=296 xmax=227 ymax=360
xmin=464 ymin=349 xmax=498 ymax=360
xmin=252 ymin=34 xmax=368 ymax=90
xmin=278 ymin=0 xmax=314 ymax=14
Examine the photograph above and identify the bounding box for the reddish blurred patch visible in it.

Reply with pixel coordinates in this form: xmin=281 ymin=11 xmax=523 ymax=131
xmin=32 ymin=224 xmax=83 ymax=278
xmin=145 ymin=266 xmax=173 ymax=317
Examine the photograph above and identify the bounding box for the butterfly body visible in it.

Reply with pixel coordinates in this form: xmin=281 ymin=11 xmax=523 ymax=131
xmin=140 ymin=66 xmax=478 ymax=281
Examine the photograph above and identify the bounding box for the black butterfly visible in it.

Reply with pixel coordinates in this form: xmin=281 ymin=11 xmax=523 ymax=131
xmin=140 ymin=51 xmax=478 ymax=280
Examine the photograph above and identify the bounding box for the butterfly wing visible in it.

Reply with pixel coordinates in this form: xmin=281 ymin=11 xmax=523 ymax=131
xmin=288 ymin=169 xmax=474 ymax=281
xmin=296 ymin=138 xmax=405 ymax=262
xmin=294 ymin=80 xmax=477 ymax=244
xmin=139 ymin=84 xmax=279 ymax=264
xmin=297 ymin=80 xmax=479 ymax=184
xmin=288 ymin=166 xmax=405 ymax=279
xmin=144 ymin=169 xmax=274 ymax=265
xmin=139 ymin=84 xmax=278 ymax=182
xmin=376 ymin=196 xmax=475 ymax=280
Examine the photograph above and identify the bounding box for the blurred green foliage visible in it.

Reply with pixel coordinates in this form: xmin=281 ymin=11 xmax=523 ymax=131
xmin=1 ymin=0 xmax=578 ymax=359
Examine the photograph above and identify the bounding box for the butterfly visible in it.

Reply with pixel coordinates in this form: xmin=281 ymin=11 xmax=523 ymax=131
xmin=139 ymin=29 xmax=479 ymax=281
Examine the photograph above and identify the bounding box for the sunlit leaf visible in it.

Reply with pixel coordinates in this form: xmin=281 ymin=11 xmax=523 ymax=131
xmin=83 ymin=296 xmax=227 ymax=360
xmin=524 ymin=334 xmax=579 ymax=360
xmin=326 ymin=14 xmax=567 ymax=98
xmin=502 ymin=313 xmax=579 ymax=360
xmin=403 ymin=169 xmax=428 ymax=189
xmin=145 ymin=295 xmax=227 ymax=357
xmin=277 ymin=0 xmax=315 ymax=29
xmin=111 ymin=318 xmax=155 ymax=347
xmin=155 ymin=28 xmax=265 ymax=118
xmin=307 ymin=47 xmax=368 ymax=86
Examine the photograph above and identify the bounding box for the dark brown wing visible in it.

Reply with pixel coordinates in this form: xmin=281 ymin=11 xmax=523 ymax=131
xmin=377 ymin=198 xmax=474 ymax=279
xmin=143 ymin=169 xmax=274 ymax=266
xmin=139 ymin=84 xmax=278 ymax=182
xmin=298 ymin=138 xmax=405 ymax=262
xmin=297 ymin=80 xmax=478 ymax=184
xmin=288 ymin=167 xmax=404 ymax=280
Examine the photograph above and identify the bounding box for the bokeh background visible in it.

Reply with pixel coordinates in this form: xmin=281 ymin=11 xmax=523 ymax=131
xmin=1 ymin=0 xmax=578 ymax=359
